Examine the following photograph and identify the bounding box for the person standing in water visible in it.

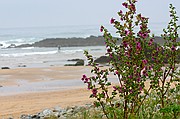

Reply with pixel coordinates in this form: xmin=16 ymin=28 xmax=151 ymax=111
xmin=57 ymin=45 xmax=61 ymax=52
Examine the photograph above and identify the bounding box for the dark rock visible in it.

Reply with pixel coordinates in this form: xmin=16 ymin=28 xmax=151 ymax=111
xmin=0 ymin=44 xmax=3 ymax=46
xmin=1 ymin=67 xmax=10 ymax=69
xmin=94 ymin=56 xmax=110 ymax=64
xmin=67 ymin=59 xmax=82 ymax=61
xmin=16 ymin=44 xmax=33 ymax=48
xmin=7 ymin=44 xmax=16 ymax=48
xmin=31 ymin=115 xmax=40 ymax=119
xmin=75 ymin=59 xmax=84 ymax=66
xmin=64 ymin=64 xmax=76 ymax=66
xmin=20 ymin=114 xmax=32 ymax=119
xmin=0 ymin=85 xmax=3 ymax=88
xmin=65 ymin=59 xmax=84 ymax=66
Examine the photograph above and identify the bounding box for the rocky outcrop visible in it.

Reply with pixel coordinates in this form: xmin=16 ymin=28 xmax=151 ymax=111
xmin=15 ymin=36 xmax=180 ymax=48
xmin=65 ymin=59 xmax=84 ymax=66
xmin=19 ymin=104 xmax=93 ymax=119
xmin=94 ymin=56 xmax=110 ymax=64
xmin=16 ymin=36 xmax=106 ymax=48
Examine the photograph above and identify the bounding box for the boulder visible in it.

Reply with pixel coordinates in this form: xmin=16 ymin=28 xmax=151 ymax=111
xmin=1 ymin=67 xmax=10 ymax=69
xmin=75 ymin=59 xmax=84 ymax=66
xmin=65 ymin=59 xmax=84 ymax=66
xmin=94 ymin=56 xmax=110 ymax=64
xmin=42 ymin=109 xmax=53 ymax=116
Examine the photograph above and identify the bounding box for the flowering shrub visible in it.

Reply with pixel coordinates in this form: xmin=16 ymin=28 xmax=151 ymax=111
xmin=82 ymin=0 xmax=180 ymax=119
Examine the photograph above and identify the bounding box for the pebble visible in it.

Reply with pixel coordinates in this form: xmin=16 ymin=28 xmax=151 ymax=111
xmin=11 ymin=104 xmax=94 ymax=119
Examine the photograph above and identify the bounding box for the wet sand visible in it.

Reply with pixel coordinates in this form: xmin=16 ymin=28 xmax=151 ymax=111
xmin=0 ymin=66 xmax=95 ymax=118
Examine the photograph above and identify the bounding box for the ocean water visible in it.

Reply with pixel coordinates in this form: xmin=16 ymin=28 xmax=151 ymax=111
xmin=0 ymin=23 xmax=177 ymax=68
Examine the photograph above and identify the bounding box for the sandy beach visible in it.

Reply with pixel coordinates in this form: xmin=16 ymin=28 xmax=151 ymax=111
xmin=0 ymin=65 xmax=179 ymax=118
xmin=0 ymin=66 xmax=96 ymax=118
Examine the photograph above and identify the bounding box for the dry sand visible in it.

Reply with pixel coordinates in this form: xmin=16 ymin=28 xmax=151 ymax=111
xmin=0 ymin=89 xmax=93 ymax=118
xmin=0 ymin=66 xmax=95 ymax=118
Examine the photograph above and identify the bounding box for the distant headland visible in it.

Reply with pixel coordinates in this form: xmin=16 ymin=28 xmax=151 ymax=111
xmin=12 ymin=35 xmax=180 ymax=48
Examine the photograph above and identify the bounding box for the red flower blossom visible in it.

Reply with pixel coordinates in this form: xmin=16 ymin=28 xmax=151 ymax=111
xmin=92 ymin=88 xmax=98 ymax=96
xmin=110 ymin=18 xmax=115 ymax=24
xmin=171 ymin=45 xmax=176 ymax=51
xmin=130 ymin=4 xmax=136 ymax=11
xmin=122 ymin=2 xmax=128 ymax=8
xmin=136 ymin=42 xmax=141 ymax=50
xmin=100 ymin=26 xmax=104 ymax=32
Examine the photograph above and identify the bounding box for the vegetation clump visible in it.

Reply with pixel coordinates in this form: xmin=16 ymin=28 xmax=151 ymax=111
xmin=81 ymin=0 xmax=180 ymax=119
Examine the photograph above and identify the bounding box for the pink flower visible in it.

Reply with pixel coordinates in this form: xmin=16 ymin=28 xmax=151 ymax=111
xmin=148 ymin=42 xmax=152 ymax=46
xmin=115 ymin=71 xmax=119 ymax=75
xmin=83 ymin=75 xmax=86 ymax=78
xmin=125 ymin=30 xmax=130 ymax=35
xmin=142 ymin=59 xmax=148 ymax=64
xmin=171 ymin=45 xmax=176 ymax=51
xmin=156 ymin=48 xmax=159 ymax=51
xmin=92 ymin=88 xmax=98 ymax=97
xmin=143 ymin=70 xmax=148 ymax=76
xmin=123 ymin=41 xmax=128 ymax=47
xmin=100 ymin=26 xmax=104 ymax=32
xmin=139 ymin=86 xmax=142 ymax=91
xmin=107 ymin=48 xmax=111 ymax=53
xmin=130 ymin=4 xmax=136 ymax=11
xmin=84 ymin=78 xmax=89 ymax=83
xmin=129 ymin=89 xmax=133 ymax=93
xmin=81 ymin=75 xmax=87 ymax=81
xmin=136 ymin=42 xmax=141 ymax=50
xmin=110 ymin=54 xmax=113 ymax=58
xmin=148 ymin=39 xmax=153 ymax=46
xmin=122 ymin=2 xmax=128 ymax=8
xmin=138 ymin=32 xmax=148 ymax=39
xmin=140 ymin=25 xmax=143 ymax=29
xmin=119 ymin=10 xmax=123 ymax=14
xmin=110 ymin=18 xmax=115 ymax=24
xmin=142 ymin=33 xmax=148 ymax=39
xmin=137 ymin=78 xmax=141 ymax=82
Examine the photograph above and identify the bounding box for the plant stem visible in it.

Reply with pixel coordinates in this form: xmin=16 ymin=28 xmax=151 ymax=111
xmin=124 ymin=92 xmax=128 ymax=119
xmin=135 ymin=86 xmax=151 ymax=114
xmin=99 ymin=100 xmax=109 ymax=119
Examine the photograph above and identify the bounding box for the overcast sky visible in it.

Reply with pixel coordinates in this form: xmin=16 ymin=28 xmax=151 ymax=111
xmin=0 ymin=0 xmax=179 ymax=28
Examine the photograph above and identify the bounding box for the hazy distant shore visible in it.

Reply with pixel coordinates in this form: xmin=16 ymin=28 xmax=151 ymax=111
xmin=15 ymin=36 xmax=180 ymax=48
